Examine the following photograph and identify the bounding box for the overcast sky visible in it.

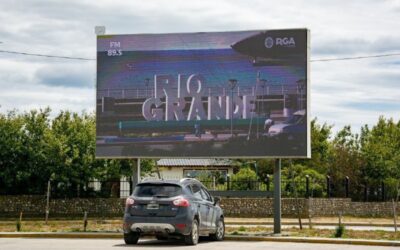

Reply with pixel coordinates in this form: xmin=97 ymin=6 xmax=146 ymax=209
xmin=1 ymin=0 xmax=399 ymax=134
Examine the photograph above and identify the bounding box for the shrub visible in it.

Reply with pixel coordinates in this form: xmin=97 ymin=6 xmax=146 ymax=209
xmin=334 ymin=225 xmax=345 ymax=238
xmin=231 ymin=168 xmax=257 ymax=190
xmin=16 ymin=220 xmax=22 ymax=232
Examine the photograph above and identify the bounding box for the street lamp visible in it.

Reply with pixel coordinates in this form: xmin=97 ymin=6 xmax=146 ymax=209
xmin=145 ymin=78 xmax=150 ymax=97
xmin=259 ymin=79 xmax=267 ymax=116
xmin=296 ymin=79 xmax=305 ymax=110
xmin=228 ymin=79 xmax=237 ymax=137
xmin=257 ymin=79 xmax=267 ymax=139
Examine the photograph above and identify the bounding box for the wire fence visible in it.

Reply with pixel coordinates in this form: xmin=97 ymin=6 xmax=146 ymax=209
xmin=3 ymin=176 xmax=396 ymax=201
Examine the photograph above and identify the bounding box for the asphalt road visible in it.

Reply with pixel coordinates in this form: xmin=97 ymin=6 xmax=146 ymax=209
xmin=0 ymin=238 xmax=399 ymax=250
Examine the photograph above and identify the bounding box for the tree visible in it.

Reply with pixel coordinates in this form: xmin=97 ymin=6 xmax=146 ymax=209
xmin=0 ymin=110 xmax=27 ymax=194
xmin=360 ymin=117 xmax=400 ymax=199
xmin=294 ymin=118 xmax=333 ymax=174
xmin=231 ymin=168 xmax=257 ymax=190
xmin=329 ymin=125 xmax=363 ymax=196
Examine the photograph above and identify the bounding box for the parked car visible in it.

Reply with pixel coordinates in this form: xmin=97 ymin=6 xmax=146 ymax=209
xmin=123 ymin=178 xmax=225 ymax=245
xmin=267 ymin=109 xmax=306 ymax=139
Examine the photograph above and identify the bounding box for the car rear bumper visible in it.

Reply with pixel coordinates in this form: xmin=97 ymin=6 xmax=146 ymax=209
xmin=123 ymin=212 xmax=192 ymax=235
xmin=130 ymin=223 xmax=175 ymax=234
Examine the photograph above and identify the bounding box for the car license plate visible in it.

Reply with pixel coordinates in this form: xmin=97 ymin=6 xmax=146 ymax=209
xmin=147 ymin=203 xmax=159 ymax=210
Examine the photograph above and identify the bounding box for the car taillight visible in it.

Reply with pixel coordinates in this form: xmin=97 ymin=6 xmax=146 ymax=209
xmin=126 ymin=197 xmax=135 ymax=207
xmin=173 ymin=197 xmax=190 ymax=207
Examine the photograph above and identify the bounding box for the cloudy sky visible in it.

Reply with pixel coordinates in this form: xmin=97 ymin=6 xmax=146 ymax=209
xmin=1 ymin=0 xmax=399 ymax=134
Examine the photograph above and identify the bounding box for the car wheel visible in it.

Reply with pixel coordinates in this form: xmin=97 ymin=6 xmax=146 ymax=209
xmin=184 ymin=219 xmax=199 ymax=245
xmin=124 ymin=232 xmax=139 ymax=245
xmin=210 ymin=218 xmax=225 ymax=241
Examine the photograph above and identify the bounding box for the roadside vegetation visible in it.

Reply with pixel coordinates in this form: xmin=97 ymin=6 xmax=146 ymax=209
xmin=1 ymin=108 xmax=399 ymax=200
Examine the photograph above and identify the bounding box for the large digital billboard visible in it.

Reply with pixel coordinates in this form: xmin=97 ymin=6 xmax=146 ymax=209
xmin=96 ymin=29 xmax=310 ymax=158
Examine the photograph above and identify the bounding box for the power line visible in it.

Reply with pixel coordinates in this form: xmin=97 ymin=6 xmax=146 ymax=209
xmin=310 ymin=52 xmax=400 ymax=62
xmin=0 ymin=50 xmax=95 ymax=61
xmin=1 ymin=49 xmax=400 ymax=62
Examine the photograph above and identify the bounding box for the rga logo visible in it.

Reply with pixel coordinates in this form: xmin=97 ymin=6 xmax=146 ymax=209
xmin=265 ymin=36 xmax=296 ymax=48
xmin=264 ymin=37 xmax=274 ymax=48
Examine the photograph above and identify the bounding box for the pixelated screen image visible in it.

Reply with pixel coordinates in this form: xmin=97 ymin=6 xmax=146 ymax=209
xmin=96 ymin=29 xmax=310 ymax=158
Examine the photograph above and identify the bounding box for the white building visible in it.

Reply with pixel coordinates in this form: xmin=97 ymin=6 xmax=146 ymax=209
xmin=155 ymin=158 xmax=234 ymax=180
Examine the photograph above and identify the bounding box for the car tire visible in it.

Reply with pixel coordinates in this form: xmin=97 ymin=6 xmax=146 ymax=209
xmin=124 ymin=232 xmax=139 ymax=245
xmin=184 ymin=219 xmax=199 ymax=245
xmin=209 ymin=218 xmax=225 ymax=241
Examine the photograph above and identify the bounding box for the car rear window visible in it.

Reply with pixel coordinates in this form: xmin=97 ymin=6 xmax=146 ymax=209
xmin=134 ymin=184 xmax=182 ymax=197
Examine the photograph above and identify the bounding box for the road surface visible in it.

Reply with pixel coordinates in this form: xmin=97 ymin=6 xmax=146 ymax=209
xmin=0 ymin=238 xmax=398 ymax=250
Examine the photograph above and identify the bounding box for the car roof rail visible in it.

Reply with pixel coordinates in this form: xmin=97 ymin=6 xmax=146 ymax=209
xmin=180 ymin=178 xmax=194 ymax=183
xmin=141 ymin=177 xmax=160 ymax=182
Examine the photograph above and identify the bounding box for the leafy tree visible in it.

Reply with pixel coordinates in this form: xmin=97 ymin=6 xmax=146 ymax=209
xmin=231 ymin=168 xmax=257 ymax=190
xmin=282 ymin=164 xmax=326 ymax=197
xmin=0 ymin=110 xmax=27 ymax=194
xmin=294 ymin=118 xmax=333 ymax=174
xmin=360 ymin=117 xmax=400 ymax=198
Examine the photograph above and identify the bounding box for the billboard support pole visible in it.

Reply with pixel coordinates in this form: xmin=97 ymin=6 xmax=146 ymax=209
xmin=131 ymin=158 xmax=141 ymax=188
xmin=273 ymin=158 xmax=281 ymax=235
xmin=137 ymin=158 xmax=141 ymax=183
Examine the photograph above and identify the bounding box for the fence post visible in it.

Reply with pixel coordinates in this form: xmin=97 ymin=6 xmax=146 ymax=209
xmin=381 ymin=181 xmax=385 ymax=201
xmin=326 ymin=175 xmax=331 ymax=198
xmin=212 ymin=176 xmax=216 ymax=190
xmin=364 ymin=183 xmax=368 ymax=202
xmin=266 ymin=175 xmax=270 ymax=192
xmin=227 ymin=175 xmax=230 ymax=191
xmin=305 ymin=175 xmax=310 ymax=198
xmin=83 ymin=211 xmax=88 ymax=232
xmin=345 ymin=176 xmax=349 ymax=198
xmin=45 ymin=180 xmax=50 ymax=224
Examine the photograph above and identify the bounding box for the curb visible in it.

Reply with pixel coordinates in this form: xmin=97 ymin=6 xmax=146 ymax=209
xmin=225 ymin=222 xmax=395 ymax=227
xmin=0 ymin=232 xmax=122 ymax=239
xmin=1 ymin=232 xmax=400 ymax=247
xmin=225 ymin=235 xmax=400 ymax=247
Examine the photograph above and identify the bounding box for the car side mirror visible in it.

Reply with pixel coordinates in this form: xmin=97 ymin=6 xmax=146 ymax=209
xmin=213 ymin=196 xmax=221 ymax=206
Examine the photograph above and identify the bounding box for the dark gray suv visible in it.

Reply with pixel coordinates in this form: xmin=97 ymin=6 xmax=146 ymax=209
xmin=123 ymin=178 xmax=224 ymax=245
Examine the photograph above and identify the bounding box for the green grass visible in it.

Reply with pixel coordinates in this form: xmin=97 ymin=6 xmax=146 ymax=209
xmin=1 ymin=219 xmax=400 ymax=241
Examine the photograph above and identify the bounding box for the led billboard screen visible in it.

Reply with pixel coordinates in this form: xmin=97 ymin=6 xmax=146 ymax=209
xmin=96 ymin=29 xmax=310 ymax=158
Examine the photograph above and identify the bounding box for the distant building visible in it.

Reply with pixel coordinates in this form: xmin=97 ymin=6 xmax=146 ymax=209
xmin=155 ymin=158 xmax=234 ymax=180
xmin=109 ymin=158 xmax=235 ymax=198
